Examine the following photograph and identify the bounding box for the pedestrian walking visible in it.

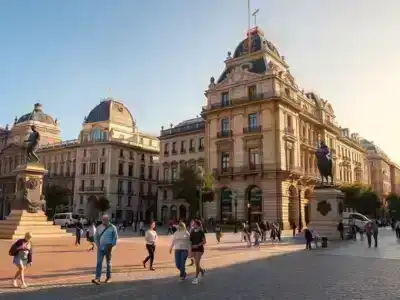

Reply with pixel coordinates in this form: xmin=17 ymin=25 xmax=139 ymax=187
xmin=190 ymin=220 xmax=206 ymax=284
xmin=304 ymin=228 xmax=312 ymax=250
xmin=9 ymin=232 xmax=33 ymax=288
xmin=75 ymin=219 xmax=83 ymax=246
xmin=169 ymin=221 xmax=190 ymax=280
xmin=214 ymin=223 xmax=222 ymax=243
xmin=337 ymin=220 xmax=344 ymax=240
xmin=372 ymin=220 xmax=379 ymax=248
xmin=86 ymin=221 xmax=96 ymax=251
xmin=91 ymin=214 xmax=118 ymax=285
xmin=143 ymin=221 xmax=157 ymax=271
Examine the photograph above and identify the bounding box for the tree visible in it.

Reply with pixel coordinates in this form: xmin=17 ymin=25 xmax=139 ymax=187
xmin=340 ymin=183 xmax=381 ymax=217
xmin=387 ymin=193 xmax=400 ymax=219
xmin=172 ymin=166 xmax=214 ymax=218
xmin=95 ymin=196 xmax=110 ymax=213
xmin=45 ymin=185 xmax=70 ymax=216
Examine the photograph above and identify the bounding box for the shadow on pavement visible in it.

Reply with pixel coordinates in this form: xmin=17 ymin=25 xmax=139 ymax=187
xmin=0 ymin=250 xmax=314 ymax=300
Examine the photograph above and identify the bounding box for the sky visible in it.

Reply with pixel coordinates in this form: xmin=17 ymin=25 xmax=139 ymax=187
xmin=1 ymin=1 xmax=400 ymax=162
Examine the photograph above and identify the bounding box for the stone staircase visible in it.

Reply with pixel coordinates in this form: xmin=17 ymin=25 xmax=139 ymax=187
xmin=0 ymin=210 xmax=72 ymax=239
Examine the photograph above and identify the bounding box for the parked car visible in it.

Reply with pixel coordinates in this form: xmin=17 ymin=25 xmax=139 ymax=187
xmin=53 ymin=213 xmax=88 ymax=228
xmin=342 ymin=212 xmax=370 ymax=231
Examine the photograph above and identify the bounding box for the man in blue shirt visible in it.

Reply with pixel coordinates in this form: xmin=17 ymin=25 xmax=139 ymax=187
xmin=92 ymin=214 xmax=118 ymax=285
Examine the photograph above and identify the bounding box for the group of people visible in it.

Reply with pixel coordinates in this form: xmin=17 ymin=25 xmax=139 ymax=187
xmin=241 ymin=220 xmax=282 ymax=247
xmin=337 ymin=219 xmax=379 ymax=248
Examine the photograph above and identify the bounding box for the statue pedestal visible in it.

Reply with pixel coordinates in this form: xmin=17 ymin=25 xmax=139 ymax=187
xmin=0 ymin=163 xmax=72 ymax=239
xmin=307 ymin=185 xmax=344 ymax=241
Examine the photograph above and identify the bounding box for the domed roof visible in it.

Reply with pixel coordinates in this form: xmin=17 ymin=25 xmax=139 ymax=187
xmin=233 ymin=27 xmax=281 ymax=59
xmin=85 ymin=98 xmax=135 ymax=126
xmin=16 ymin=103 xmax=56 ymax=125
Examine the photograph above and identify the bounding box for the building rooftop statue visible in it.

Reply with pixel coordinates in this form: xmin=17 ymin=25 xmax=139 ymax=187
xmin=15 ymin=103 xmax=57 ymax=126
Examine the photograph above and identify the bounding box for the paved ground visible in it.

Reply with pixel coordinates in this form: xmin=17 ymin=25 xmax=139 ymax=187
xmin=1 ymin=229 xmax=400 ymax=299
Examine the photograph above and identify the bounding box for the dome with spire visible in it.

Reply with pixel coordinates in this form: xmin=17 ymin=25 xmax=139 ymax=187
xmin=15 ymin=103 xmax=56 ymax=125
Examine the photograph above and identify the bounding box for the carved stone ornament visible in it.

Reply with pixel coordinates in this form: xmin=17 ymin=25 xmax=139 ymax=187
xmin=26 ymin=178 xmax=39 ymax=190
xmin=317 ymin=200 xmax=332 ymax=216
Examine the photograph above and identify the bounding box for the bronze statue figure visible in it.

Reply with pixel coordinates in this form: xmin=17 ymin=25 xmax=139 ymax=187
xmin=315 ymin=141 xmax=333 ymax=185
xmin=25 ymin=125 xmax=40 ymax=163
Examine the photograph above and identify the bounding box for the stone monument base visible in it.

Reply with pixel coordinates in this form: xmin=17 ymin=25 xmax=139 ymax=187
xmin=0 ymin=210 xmax=72 ymax=240
xmin=307 ymin=185 xmax=344 ymax=241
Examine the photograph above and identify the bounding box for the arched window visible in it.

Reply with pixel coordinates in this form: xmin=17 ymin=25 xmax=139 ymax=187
xmin=92 ymin=129 xmax=102 ymax=142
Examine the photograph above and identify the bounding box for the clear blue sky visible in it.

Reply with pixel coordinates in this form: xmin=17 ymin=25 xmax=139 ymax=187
xmin=1 ymin=1 xmax=400 ymax=161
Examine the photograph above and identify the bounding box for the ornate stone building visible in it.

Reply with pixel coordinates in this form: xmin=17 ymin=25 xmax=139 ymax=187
xmin=361 ymin=139 xmax=397 ymax=201
xmin=157 ymin=27 xmax=371 ymax=228
xmin=0 ymin=99 xmax=160 ymax=221
xmin=157 ymin=118 xmax=205 ymax=222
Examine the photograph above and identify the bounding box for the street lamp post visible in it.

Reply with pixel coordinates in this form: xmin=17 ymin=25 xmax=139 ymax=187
xmin=298 ymin=184 xmax=302 ymax=233
xmin=232 ymin=191 xmax=238 ymax=233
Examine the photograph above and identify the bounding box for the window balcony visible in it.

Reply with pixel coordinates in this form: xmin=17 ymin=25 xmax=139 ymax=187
xmin=79 ymin=186 xmax=106 ymax=193
xmin=189 ymin=146 xmax=195 ymax=153
xmin=180 ymin=148 xmax=186 ymax=154
xmin=243 ymin=126 xmax=262 ymax=134
xmin=217 ymin=130 xmax=233 ymax=139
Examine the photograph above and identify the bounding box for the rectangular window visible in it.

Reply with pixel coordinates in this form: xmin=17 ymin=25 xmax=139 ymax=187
xmin=101 ymin=180 xmax=104 ymax=189
xmin=172 ymin=167 xmax=177 ymax=180
xmin=128 ymin=164 xmax=133 ymax=177
xmin=164 ymin=143 xmax=169 ymax=153
xmin=90 ymin=162 xmax=96 ymax=175
xmin=118 ymin=180 xmax=123 ymax=192
xmin=119 ymin=149 xmax=124 ymax=158
xmin=150 ymin=155 xmax=153 ymax=163
xmin=248 ymin=85 xmax=256 ymax=99
xmin=81 ymin=180 xmax=85 ymax=189
xmin=117 ymin=196 xmax=122 ymax=207
xmin=189 ymin=139 xmax=194 ymax=148
xmin=221 ymin=92 xmax=229 ymax=106
xmin=249 ymin=148 xmax=259 ymax=166
xmin=81 ymin=163 xmax=86 ymax=175
xmin=128 ymin=181 xmax=132 ymax=193
xmin=199 ymin=137 xmax=204 ymax=150
xmin=118 ymin=163 xmax=124 ymax=176
xmin=180 ymin=141 xmax=186 ymax=153
xmin=140 ymin=165 xmax=145 ymax=178
xmin=148 ymin=166 xmax=153 ymax=179
xmin=127 ymin=197 xmax=132 ymax=206
xmin=287 ymin=115 xmax=293 ymax=128
xmin=172 ymin=142 xmax=176 ymax=152
xmin=102 ymin=148 xmax=106 ymax=156
xmin=221 ymin=119 xmax=229 ymax=132
xmin=164 ymin=168 xmax=169 ymax=179
xmin=90 ymin=180 xmax=95 ymax=188
xmin=100 ymin=162 xmax=105 ymax=174
xmin=248 ymin=113 xmax=257 ymax=128
xmin=83 ymin=149 xmax=87 ymax=157
xmin=221 ymin=152 xmax=230 ymax=170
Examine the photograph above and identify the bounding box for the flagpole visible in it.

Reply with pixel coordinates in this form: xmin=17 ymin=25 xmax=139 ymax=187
xmin=247 ymin=0 xmax=251 ymax=31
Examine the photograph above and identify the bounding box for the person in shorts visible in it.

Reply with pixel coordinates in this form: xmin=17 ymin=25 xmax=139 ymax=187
xmin=190 ymin=220 xmax=206 ymax=285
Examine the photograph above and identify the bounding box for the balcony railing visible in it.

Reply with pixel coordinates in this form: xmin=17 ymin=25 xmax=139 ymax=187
xmin=243 ymin=126 xmax=262 ymax=134
xmin=180 ymin=148 xmax=186 ymax=154
xmin=79 ymin=186 xmax=106 ymax=192
xmin=217 ymin=130 xmax=233 ymax=138
xmin=202 ymin=92 xmax=273 ymax=113
xmin=241 ymin=164 xmax=263 ymax=172
xmin=172 ymin=149 xmax=177 ymax=155
xmin=164 ymin=151 xmax=169 ymax=156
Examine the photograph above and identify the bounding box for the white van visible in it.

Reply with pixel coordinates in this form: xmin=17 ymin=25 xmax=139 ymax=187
xmin=342 ymin=212 xmax=370 ymax=231
xmin=53 ymin=213 xmax=87 ymax=228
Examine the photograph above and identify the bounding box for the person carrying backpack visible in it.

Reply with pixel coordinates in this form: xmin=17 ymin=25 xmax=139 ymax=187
xmin=9 ymin=232 xmax=33 ymax=288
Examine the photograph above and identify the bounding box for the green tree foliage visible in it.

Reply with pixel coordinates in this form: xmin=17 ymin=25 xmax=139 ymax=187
xmin=172 ymin=167 xmax=215 ymax=217
xmin=340 ymin=184 xmax=381 ymax=217
xmin=45 ymin=185 xmax=70 ymax=216
xmin=387 ymin=193 xmax=400 ymax=219
xmin=95 ymin=196 xmax=110 ymax=213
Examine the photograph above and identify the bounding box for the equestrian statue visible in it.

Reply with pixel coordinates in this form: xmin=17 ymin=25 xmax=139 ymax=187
xmin=315 ymin=140 xmax=333 ymax=185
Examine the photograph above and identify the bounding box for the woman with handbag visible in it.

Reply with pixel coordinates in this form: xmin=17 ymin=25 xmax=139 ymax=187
xmin=10 ymin=232 xmax=33 ymax=288
xmin=143 ymin=221 xmax=157 ymax=271
xmin=190 ymin=220 xmax=206 ymax=285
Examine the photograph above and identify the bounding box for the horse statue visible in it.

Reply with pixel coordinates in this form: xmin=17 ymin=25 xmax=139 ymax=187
xmin=315 ymin=141 xmax=334 ymax=185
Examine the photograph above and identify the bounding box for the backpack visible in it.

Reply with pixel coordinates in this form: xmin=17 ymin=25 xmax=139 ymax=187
xmin=9 ymin=241 xmax=19 ymax=256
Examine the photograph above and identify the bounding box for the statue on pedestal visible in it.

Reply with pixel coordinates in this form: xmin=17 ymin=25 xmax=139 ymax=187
xmin=315 ymin=141 xmax=333 ymax=185
xmin=25 ymin=126 xmax=40 ymax=163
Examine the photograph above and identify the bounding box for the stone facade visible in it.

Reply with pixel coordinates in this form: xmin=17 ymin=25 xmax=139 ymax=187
xmin=157 ymin=27 xmax=398 ymax=229
xmin=157 ymin=118 xmax=205 ymax=222
xmin=0 ymin=99 xmax=160 ymax=222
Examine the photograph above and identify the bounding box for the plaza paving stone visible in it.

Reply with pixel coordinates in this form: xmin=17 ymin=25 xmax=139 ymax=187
xmin=1 ymin=230 xmax=400 ymax=299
